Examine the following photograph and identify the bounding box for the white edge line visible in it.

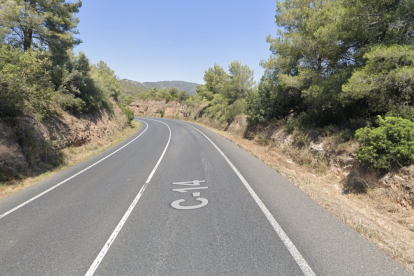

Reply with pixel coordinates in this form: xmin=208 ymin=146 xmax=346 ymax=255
xmin=85 ymin=119 xmax=172 ymax=276
xmin=0 ymin=120 xmax=149 ymax=220
xmin=182 ymin=122 xmax=316 ymax=276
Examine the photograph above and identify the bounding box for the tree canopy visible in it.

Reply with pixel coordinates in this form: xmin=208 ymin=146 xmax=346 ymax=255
xmin=246 ymin=0 xmax=414 ymax=127
xmin=0 ymin=0 xmax=82 ymax=57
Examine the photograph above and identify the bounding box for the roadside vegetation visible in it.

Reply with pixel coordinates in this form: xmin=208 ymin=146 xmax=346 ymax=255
xmin=138 ymin=0 xmax=414 ymax=172
xmin=0 ymin=0 xmax=135 ymax=183
xmin=0 ymin=0 xmax=134 ymax=123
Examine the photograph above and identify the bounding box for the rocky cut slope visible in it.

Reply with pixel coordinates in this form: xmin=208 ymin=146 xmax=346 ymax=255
xmin=0 ymin=101 xmax=128 ymax=181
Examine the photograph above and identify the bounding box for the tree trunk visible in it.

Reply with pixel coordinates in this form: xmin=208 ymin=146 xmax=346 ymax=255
xmin=23 ymin=28 xmax=33 ymax=51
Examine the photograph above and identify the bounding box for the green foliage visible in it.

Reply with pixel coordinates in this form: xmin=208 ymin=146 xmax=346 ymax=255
xmin=245 ymin=82 xmax=280 ymax=126
xmin=138 ymin=92 xmax=149 ymax=100
xmin=338 ymin=128 xmax=354 ymax=143
xmin=222 ymin=99 xmax=245 ymax=123
xmin=117 ymin=79 xmax=148 ymax=103
xmin=168 ymin=87 xmax=178 ymax=98
xmin=0 ymin=45 xmax=53 ymax=119
xmin=0 ymin=0 xmax=82 ymax=55
xmin=356 ymin=116 xmax=414 ymax=169
xmin=142 ymin=81 xmax=197 ymax=96
xmin=203 ymin=63 xmax=228 ymax=95
xmin=224 ymin=61 xmax=254 ymax=103
xmin=198 ymin=61 xmax=254 ymax=104
xmin=0 ymin=1 xmax=132 ymax=130
xmin=148 ymin=86 xmax=159 ymax=99
xmin=342 ymin=45 xmax=414 ymax=116
xmin=155 ymin=87 xmax=168 ymax=101
xmin=292 ymin=131 xmax=308 ymax=148
xmin=207 ymin=94 xmax=228 ymax=120
xmin=118 ymin=103 xmax=134 ymax=126
xmin=250 ymin=0 xmax=414 ymax=128
xmin=195 ymin=85 xmax=215 ymax=101
xmin=178 ymin=90 xmax=189 ymax=102
xmin=158 ymin=109 xmax=165 ymax=118
xmin=123 ymin=95 xmax=134 ymax=106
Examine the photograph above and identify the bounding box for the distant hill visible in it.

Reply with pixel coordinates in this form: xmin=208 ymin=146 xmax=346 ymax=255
xmin=118 ymin=79 xmax=148 ymax=103
xmin=120 ymin=79 xmax=198 ymax=96
xmin=142 ymin=81 xmax=198 ymax=96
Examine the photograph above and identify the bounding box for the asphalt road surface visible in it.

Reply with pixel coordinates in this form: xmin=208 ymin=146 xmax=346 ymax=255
xmin=0 ymin=117 xmax=411 ymax=276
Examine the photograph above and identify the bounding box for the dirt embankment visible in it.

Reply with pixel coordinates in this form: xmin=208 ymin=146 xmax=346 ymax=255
xmin=0 ymin=101 xmax=128 ymax=179
xmin=132 ymin=99 xmax=414 ymax=273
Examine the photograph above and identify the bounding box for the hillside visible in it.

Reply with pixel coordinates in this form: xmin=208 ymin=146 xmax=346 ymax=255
xmin=120 ymin=79 xmax=198 ymax=96
xmin=118 ymin=79 xmax=149 ymax=103
xmin=143 ymin=81 xmax=198 ymax=96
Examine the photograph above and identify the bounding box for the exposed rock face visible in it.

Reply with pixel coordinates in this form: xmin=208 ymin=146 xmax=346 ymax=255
xmin=0 ymin=102 xmax=127 ymax=174
xmin=130 ymin=100 xmax=209 ymax=119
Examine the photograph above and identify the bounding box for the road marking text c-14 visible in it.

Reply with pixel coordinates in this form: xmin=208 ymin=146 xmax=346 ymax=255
xmin=171 ymin=180 xmax=208 ymax=210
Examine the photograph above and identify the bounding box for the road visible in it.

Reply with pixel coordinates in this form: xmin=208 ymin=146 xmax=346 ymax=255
xmin=0 ymin=117 xmax=411 ymax=276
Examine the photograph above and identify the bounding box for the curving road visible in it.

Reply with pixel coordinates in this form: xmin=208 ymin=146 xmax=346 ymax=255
xmin=0 ymin=118 xmax=411 ymax=275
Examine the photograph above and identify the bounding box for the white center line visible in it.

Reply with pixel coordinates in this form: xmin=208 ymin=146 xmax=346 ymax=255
xmin=85 ymin=119 xmax=172 ymax=276
xmin=0 ymin=120 xmax=149 ymax=220
xmin=182 ymin=121 xmax=316 ymax=276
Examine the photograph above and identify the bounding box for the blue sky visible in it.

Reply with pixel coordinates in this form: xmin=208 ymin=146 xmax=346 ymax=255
xmin=74 ymin=0 xmax=277 ymax=84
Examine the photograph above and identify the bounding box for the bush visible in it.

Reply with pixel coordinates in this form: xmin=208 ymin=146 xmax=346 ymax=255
xmin=118 ymin=103 xmax=134 ymax=125
xmin=223 ymin=99 xmax=244 ymax=123
xmin=0 ymin=45 xmax=53 ymax=119
xmin=245 ymin=83 xmax=279 ymax=126
xmin=355 ymin=116 xmax=414 ymax=169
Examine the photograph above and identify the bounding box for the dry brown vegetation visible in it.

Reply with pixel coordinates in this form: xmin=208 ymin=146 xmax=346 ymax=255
xmin=0 ymin=121 xmax=141 ymax=200
xmin=183 ymin=117 xmax=414 ymax=274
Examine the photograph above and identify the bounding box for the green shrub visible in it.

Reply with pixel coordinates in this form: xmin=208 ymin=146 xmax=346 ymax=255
xmin=338 ymin=128 xmax=354 ymax=142
xmin=355 ymin=116 xmax=414 ymax=169
xmin=284 ymin=117 xmax=297 ymax=134
xmin=158 ymin=109 xmax=165 ymax=118
xmin=118 ymin=103 xmax=134 ymax=125
xmin=293 ymin=131 xmax=308 ymax=148
xmin=0 ymin=45 xmax=53 ymax=119
xmin=223 ymin=99 xmax=244 ymax=123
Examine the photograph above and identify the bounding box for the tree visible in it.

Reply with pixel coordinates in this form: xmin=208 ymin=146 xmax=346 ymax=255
xmin=203 ymin=63 xmax=228 ymax=94
xmin=225 ymin=61 xmax=254 ymax=103
xmin=169 ymin=87 xmax=178 ymax=99
xmin=254 ymin=0 xmax=414 ymax=126
xmin=0 ymin=44 xmax=53 ymax=118
xmin=342 ymin=45 xmax=414 ymax=119
xmin=178 ymin=90 xmax=189 ymax=102
xmin=91 ymin=60 xmax=121 ymax=99
xmin=123 ymin=94 xmax=134 ymax=106
xmin=148 ymin=87 xmax=158 ymax=99
xmin=138 ymin=92 xmax=148 ymax=100
xmin=245 ymin=81 xmax=279 ymax=126
xmin=0 ymin=0 xmax=82 ymax=55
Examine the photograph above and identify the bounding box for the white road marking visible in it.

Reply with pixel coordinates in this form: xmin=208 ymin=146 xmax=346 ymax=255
xmin=172 ymin=187 xmax=208 ymax=193
xmin=172 ymin=180 xmax=205 ymax=186
xmin=0 ymin=120 xmax=149 ymax=220
xmin=182 ymin=122 xmax=316 ymax=276
xmin=171 ymin=198 xmax=209 ymax=210
xmin=85 ymin=119 xmax=172 ymax=276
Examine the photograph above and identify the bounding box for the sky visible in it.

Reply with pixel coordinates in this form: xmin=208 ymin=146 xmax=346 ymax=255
xmin=74 ymin=0 xmax=277 ymax=84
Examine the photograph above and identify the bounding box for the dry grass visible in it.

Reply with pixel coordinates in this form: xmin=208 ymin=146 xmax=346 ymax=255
xmin=188 ymin=120 xmax=414 ymax=274
xmin=0 ymin=121 xmax=141 ymax=200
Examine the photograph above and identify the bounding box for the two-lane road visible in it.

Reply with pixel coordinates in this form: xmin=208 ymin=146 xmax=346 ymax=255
xmin=0 ymin=118 xmax=410 ymax=275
